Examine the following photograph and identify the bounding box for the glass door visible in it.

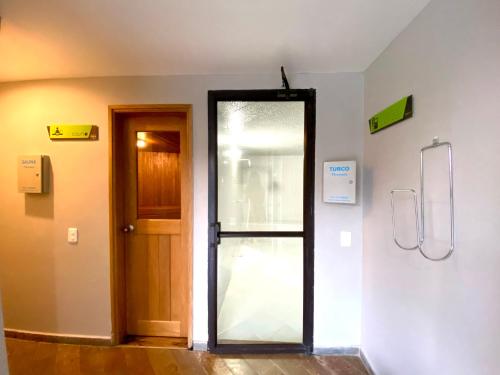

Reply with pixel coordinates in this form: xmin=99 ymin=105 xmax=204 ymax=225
xmin=208 ymin=90 xmax=316 ymax=354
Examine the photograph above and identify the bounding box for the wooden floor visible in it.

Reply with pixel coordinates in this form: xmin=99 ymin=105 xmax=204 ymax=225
xmin=5 ymin=338 xmax=369 ymax=374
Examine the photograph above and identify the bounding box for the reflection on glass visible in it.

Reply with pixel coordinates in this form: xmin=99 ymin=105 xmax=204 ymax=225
xmin=217 ymin=102 xmax=304 ymax=231
xmin=137 ymin=131 xmax=181 ymax=219
xmin=217 ymin=237 xmax=303 ymax=344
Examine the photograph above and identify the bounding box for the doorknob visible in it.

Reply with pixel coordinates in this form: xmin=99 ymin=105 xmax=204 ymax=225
xmin=122 ymin=224 xmax=135 ymax=233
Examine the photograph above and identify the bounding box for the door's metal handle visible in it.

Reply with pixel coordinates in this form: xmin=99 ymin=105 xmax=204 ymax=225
xmin=210 ymin=222 xmax=221 ymax=245
xmin=216 ymin=222 xmax=221 ymax=245
xmin=122 ymin=224 xmax=135 ymax=233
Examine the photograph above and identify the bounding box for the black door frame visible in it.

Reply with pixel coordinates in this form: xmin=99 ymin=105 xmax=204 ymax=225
xmin=207 ymin=89 xmax=316 ymax=354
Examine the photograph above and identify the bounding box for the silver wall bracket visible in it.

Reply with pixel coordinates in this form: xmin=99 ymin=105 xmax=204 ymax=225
xmin=390 ymin=189 xmax=420 ymax=251
xmin=390 ymin=138 xmax=455 ymax=262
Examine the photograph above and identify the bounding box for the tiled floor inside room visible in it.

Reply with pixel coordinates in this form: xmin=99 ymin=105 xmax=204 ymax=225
xmin=5 ymin=338 xmax=369 ymax=374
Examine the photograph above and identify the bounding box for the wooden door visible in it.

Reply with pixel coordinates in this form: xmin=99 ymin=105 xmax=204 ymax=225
xmin=122 ymin=112 xmax=190 ymax=338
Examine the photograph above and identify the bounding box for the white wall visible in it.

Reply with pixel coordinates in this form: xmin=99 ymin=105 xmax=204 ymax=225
xmin=298 ymin=74 xmax=364 ymax=348
xmin=362 ymin=0 xmax=500 ymax=373
xmin=0 ymin=73 xmax=364 ymax=348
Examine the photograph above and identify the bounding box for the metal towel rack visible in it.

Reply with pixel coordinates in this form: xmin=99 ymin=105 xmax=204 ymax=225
xmin=390 ymin=137 xmax=455 ymax=261
xmin=390 ymin=189 xmax=420 ymax=251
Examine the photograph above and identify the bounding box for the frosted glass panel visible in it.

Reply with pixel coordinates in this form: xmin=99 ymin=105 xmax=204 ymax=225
xmin=217 ymin=237 xmax=303 ymax=344
xmin=217 ymin=102 xmax=304 ymax=231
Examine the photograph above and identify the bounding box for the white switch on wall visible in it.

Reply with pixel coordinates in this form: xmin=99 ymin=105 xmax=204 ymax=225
xmin=68 ymin=228 xmax=78 ymax=244
xmin=340 ymin=231 xmax=352 ymax=247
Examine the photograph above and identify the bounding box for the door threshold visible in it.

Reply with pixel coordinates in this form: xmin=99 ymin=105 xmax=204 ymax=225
xmin=122 ymin=335 xmax=188 ymax=349
xmin=210 ymin=343 xmax=310 ymax=355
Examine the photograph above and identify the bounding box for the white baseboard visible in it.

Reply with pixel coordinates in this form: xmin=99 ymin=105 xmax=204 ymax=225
xmin=312 ymin=346 xmax=360 ymax=355
xmin=360 ymin=350 xmax=376 ymax=375
xmin=192 ymin=340 xmax=208 ymax=351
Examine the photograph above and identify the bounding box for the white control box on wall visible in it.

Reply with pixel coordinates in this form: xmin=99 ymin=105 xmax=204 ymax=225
xmin=323 ymin=160 xmax=356 ymax=204
xmin=17 ymin=155 xmax=50 ymax=193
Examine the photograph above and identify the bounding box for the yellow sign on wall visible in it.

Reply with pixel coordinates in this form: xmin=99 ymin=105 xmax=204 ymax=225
xmin=47 ymin=125 xmax=98 ymax=140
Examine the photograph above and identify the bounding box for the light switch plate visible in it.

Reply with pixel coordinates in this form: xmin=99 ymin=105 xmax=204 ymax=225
xmin=68 ymin=228 xmax=78 ymax=244
xmin=340 ymin=231 xmax=352 ymax=247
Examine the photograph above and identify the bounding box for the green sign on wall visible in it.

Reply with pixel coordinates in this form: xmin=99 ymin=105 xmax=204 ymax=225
xmin=369 ymin=95 xmax=413 ymax=134
xmin=47 ymin=125 xmax=99 ymax=140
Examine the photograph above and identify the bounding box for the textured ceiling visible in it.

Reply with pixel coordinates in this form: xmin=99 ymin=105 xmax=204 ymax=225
xmin=0 ymin=0 xmax=431 ymax=82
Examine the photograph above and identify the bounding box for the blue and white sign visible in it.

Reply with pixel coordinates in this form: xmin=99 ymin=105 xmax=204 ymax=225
xmin=323 ymin=160 xmax=356 ymax=204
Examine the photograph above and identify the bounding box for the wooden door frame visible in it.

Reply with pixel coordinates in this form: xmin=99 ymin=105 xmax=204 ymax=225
xmin=108 ymin=104 xmax=193 ymax=346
